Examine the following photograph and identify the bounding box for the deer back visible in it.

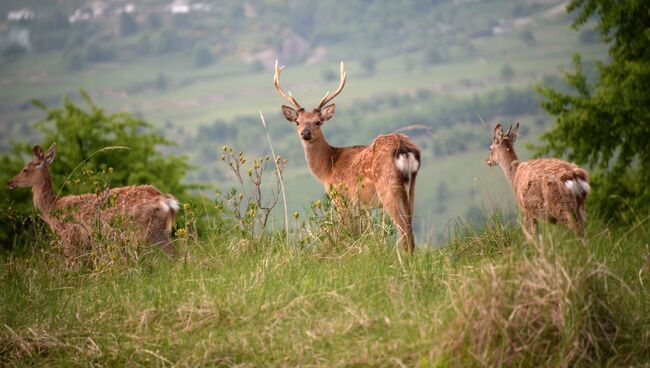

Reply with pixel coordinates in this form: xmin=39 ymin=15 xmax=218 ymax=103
xmin=514 ymin=158 xmax=589 ymax=217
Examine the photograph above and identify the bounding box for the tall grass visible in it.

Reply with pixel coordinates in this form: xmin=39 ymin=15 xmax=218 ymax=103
xmin=1 ymin=211 xmax=648 ymax=366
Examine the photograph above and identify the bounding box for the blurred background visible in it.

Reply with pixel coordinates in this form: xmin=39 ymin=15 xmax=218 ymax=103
xmin=0 ymin=0 xmax=606 ymax=244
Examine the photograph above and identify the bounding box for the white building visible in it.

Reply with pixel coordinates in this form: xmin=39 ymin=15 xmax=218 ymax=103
xmin=7 ymin=8 xmax=35 ymax=22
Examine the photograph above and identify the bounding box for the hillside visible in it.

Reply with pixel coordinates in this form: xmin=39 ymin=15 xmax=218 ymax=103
xmin=0 ymin=0 xmax=608 ymax=239
xmin=1 ymin=214 xmax=648 ymax=365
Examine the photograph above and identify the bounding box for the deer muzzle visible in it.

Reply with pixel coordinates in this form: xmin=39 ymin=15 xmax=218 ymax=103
xmin=301 ymin=129 xmax=312 ymax=141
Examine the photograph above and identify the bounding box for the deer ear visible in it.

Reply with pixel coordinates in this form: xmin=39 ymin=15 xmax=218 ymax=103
xmin=508 ymin=122 xmax=520 ymax=143
xmin=281 ymin=105 xmax=298 ymax=123
xmin=32 ymin=145 xmax=44 ymax=163
xmin=320 ymin=104 xmax=335 ymax=121
xmin=43 ymin=143 xmax=56 ymax=166
xmin=493 ymin=123 xmax=504 ymax=143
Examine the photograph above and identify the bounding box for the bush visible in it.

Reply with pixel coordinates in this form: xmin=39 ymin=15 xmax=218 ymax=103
xmin=63 ymin=50 xmax=85 ymax=70
xmin=2 ymin=44 xmax=27 ymax=62
xmin=85 ymin=42 xmax=115 ymax=63
xmin=119 ymin=13 xmax=138 ymax=37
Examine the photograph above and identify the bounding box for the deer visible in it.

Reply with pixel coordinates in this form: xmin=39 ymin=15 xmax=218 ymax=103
xmin=486 ymin=123 xmax=590 ymax=241
xmin=274 ymin=60 xmax=421 ymax=253
xmin=7 ymin=143 xmax=179 ymax=258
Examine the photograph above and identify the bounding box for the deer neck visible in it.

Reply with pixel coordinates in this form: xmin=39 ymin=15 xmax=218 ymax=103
xmin=32 ymin=170 xmax=58 ymax=227
xmin=302 ymin=135 xmax=335 ymax=183
xmin=499 ymin=148 xmax=520 ymax=185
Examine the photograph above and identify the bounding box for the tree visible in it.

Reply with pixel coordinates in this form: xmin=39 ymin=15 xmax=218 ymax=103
xmin=194 ymin=46 xmax=214 ymax=68
xmin=2 ymin=44 xmax=27 ymax=62
xmin=518 ymin=29 xmax=536 ymax=46
xmin=119 ymin=12 xmax=138 ymax=37
xmin=0 ymin=91 xmax=194 ymax=249
xmin=535 ymin=0 xmax=650 ymax=220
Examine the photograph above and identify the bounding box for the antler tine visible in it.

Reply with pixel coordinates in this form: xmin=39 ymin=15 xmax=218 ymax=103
xmin=274 ymin=60 xmax=301 ymax=109
xmin=318 ymin=61 xmax=347 ymax=109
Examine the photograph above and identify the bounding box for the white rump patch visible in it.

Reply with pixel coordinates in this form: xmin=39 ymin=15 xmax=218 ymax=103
xmin=159 ymin=198 xmax=180 ymax=212
xmin=578 ymin=179 xmax=591 ymax=194
xmin=564 ymin=179 xmax=590 ymax=196
xmin=395 ymin=152 xmax=420 ymax=175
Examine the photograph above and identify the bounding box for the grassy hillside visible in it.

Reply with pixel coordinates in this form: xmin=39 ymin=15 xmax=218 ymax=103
xmin=0 ymin=0 xmax=609 ymax=239
xmin=1 ymin=213 xmax=648 ymax=366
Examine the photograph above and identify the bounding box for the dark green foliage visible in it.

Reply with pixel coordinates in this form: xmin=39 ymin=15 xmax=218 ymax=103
xmin=155 ymin=29 xmax=186 ymax=54
xmin=85 ymin=41 xmax=115 ymax=63
xmin=535 ymin=0 xmax=650 ymax=220
xmin=0 ymin=91 xmax=194 ymax=249
xmin=119 ymin=13 xmax=139 ymax=37
xmin=518 ymin=29 xmax=535 ymax=46
xmin=579 ymin=29 xmax=599 ymax=44
xmin=1 ymin=44 xmax=27 ymax=62
xmin=29 ymin=11 xmax=70 ymax=52
xmin=63 ymin=50 xmax=85 ymax=70
xmin=423 ymin=48 xmax=445 ymax=65
xmin=194 ymin=46 xmax=214 ymax=68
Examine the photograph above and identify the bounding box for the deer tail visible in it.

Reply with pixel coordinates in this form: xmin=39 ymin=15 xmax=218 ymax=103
xmin=159 ymin=195 xmax=179 ymax=232
xmin=394 ymin=139 xmax=420 ymax=206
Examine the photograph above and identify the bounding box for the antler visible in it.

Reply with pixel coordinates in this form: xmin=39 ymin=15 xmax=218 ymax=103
xmin=318 ymin=61 xmax=347 ymax=109
xmin=274 ymin=60 xmax=301 ymax=109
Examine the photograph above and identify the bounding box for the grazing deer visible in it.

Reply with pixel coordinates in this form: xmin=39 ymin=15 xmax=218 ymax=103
xmin=274 ymin=61 xmax=421 ymax=253
xmin=7 ymin=144 xmax=179 ymax=257
xmin=486 ymin=123 xmax=590 ymax=240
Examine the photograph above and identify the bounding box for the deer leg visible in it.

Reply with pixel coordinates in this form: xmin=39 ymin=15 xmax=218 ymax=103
xmin=563 ymin=209 xmax=586 ymax=244
xmin=522 ymin=214 xmax=537 ymax=243
xmin=149 ymin=230 xmax=177 ymax=258
xmin=145 ymin=216 xmax=177 ymax=258
xmin=380 ymin=187 xmax=414 ymax=254
xmin=575 ymin=199 xmax=587 ymax=243
xmin=408 ymin=173 xmax=418 ymax=222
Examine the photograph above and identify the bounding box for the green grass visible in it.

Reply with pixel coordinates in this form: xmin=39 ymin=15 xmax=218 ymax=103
xmin=1 ymin=213 xmax=648 ymax=366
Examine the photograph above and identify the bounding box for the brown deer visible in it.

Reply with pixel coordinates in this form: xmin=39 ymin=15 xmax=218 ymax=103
xmin=274 ymin=61 xmax=421 ymax=253
xmin=8 ymin=144 xmax=179 ymax=258
xmin=486 ymin=123 xmax=590 ymax=240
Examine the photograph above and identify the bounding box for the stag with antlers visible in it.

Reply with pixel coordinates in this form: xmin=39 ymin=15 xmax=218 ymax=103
xmin=8 ymin=144 xmax=179 ymax=258
xmin=274 ymin=61 xmax=421 ymax=253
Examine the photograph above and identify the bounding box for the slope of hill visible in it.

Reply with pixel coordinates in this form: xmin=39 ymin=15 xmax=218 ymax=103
xmin=0 ymin=0 xmax=607 ymax=239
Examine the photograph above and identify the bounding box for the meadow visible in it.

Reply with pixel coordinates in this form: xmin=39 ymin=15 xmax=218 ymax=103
xmin=3 ymin=0 xmax=648 ymax=365
xmin=1 ymin=209 xmax=648 ymax=366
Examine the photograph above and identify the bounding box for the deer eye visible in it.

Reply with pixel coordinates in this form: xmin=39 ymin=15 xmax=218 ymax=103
xmin=22 ymin=168 xmax=27 ymax=173
xmin=316 ymin=122 xmax=322 ymax=127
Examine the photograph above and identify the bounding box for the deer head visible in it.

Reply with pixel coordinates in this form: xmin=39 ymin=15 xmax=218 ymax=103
xmin=275 ymin=60 xmax=346 ymax=142
xmin=486 ymin=123 xmax=519 ymax=167
xmin=8 ymin=144 xmax=56 ymax=189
